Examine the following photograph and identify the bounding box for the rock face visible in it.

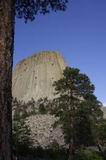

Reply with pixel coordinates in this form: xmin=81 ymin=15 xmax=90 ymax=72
xmin=12 ymin=51 xmax=66 ymax=148
xmin=26 ymin=115 xmax=65 ymax=148
xmin=12 ymin=51 xmax=66 ymax=102
xmin=12 ymin=52 xmax=106 ymax=149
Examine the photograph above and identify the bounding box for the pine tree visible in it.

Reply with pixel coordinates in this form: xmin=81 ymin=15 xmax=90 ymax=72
xmin=52 ymin=67 xmax=102 ymax=160
xmin=12 ymin=105 xmax=32 ymax=156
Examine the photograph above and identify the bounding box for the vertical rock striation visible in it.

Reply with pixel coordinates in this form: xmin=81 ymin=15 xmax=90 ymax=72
xmin=12 ymin=51 xmax=66 ymax=148
xmin=12 ymin=51 xmax=66 ymax=101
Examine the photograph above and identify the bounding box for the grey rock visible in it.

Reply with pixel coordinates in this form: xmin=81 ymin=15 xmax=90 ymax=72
xmin=12 ymin=51 xmax=66 ymax=101
xmin=12 ymin=51 xmax=66 ymax=148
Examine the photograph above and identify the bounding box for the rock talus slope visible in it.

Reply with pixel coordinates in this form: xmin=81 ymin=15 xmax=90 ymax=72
xmin=12 ymin=51 xmax=66 ymax=148
xmin=12 ymin=51 xmax=66 ymax=101
xmin=12 ymin=52 xmax=106 ymax=148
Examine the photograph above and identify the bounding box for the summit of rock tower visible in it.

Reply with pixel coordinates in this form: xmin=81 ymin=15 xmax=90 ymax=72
xmin=12 ymin=51 xmax=66 ymax=101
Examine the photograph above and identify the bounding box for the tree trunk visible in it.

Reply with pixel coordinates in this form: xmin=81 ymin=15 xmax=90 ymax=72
xmin=0 ymin=0 xmax=15 ymax=159
xmin=68 ymin=105 xmax=75 ymax=160
xmin=68 ymin=139 xmax=75 ymax=160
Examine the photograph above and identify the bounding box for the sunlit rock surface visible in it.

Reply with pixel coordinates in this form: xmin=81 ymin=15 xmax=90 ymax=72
xmin=12 ymin=51 xmax=66 ymax=148
xmin=12 ymin=51 xmax=66 ymax=101
xmin=12 ymin=52 xmax=106 ymax=148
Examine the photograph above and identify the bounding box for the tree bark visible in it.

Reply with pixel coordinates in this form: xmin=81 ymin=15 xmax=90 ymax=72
xmin=68 ymin=119 xmax=76 ymax=160
xmin=68 ymin=142 xmax=75 ymax=160
xmin=68 ymin=92 xmax=76 ymax=160
xmin=0 ymin=0 xmax=15 ymax=159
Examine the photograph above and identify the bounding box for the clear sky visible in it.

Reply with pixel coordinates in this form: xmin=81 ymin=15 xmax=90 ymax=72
xmin=14 ymin=0 xmax=106 ymax=105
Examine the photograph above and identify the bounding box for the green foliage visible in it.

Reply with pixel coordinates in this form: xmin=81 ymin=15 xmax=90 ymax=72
xmin=12 ymin=97 xmax=38 ymax=118
xmin=15 ymin=0 xmax=68 ymax=22
xmin=53 ymin=67 xmax=94 ymax=97
xmin=12 ymin=97 xmax=51 ymax=154
xmin=92 ymin=119 xmax=106 ymax=158
xmin=49 ymin=141 xmax=60 ymax=152
xmin=75 ymin=150 xmax=104 ymax=160
xmin=96 ymin=119 xmax=106 ymax=145
xmin=37 ymin=97 xmax=50 ymax=114
xmin=12 ymin=116 xmax=32 ymax=153
xmin=12 ymin=98 xmax=33 ymax=154
xmin=17 ymin=147 xmax=68 ymax=160
xmin=47 ymin=141 xmax=67 ymax=160
xmin=51 ymin=67 xmax=103 ymax=159
xmin=39 ymin=104 xmax=47 ymax=114
xmin=74 ymin=94 xmax=103 ymax=147
xmin=52 ymin=67 xmax=98 ymax=144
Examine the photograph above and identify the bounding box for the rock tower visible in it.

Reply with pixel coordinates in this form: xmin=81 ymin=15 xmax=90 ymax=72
xmin=12 ymin=51 xmax=66 ymax=101
xmin=12 ymin=51 xmax=66 ymax=148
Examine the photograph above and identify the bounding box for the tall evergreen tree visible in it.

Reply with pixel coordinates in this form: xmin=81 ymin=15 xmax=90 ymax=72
xmin=0 ymin=1 xmax=68 ymax=159
xmin=75 ymin=94 xmax=103 ymax=147
xmin=92 ymin=118 xmax=106 ymax=158
xmin=12 ymin=100 xmax=32 ymax=156
xmin=52 ymin=67 xmax=102 ymax=160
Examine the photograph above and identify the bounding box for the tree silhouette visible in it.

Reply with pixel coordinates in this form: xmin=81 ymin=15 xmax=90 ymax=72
xmin=0 ymin=1 xmax=68 ymax=159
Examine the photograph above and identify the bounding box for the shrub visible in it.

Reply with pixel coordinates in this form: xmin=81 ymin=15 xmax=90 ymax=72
xmin=75 ymin=149 xmax=104 ymax=160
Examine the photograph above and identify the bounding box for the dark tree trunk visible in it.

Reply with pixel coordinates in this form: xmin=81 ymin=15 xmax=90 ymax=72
xmin=68 ymin=137 xmax=75 ymax=160
xmin=0 ymin=0 xmax=15 ymax=159
xmin=68 ymin=147 xmax=74 ymax=160
xmin=68 ymin=104 xmax=75 ymax=160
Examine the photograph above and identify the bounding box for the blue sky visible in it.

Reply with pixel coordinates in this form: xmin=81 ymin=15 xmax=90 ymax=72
xmin=14 ymin=0 xmax=106 ymax=105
